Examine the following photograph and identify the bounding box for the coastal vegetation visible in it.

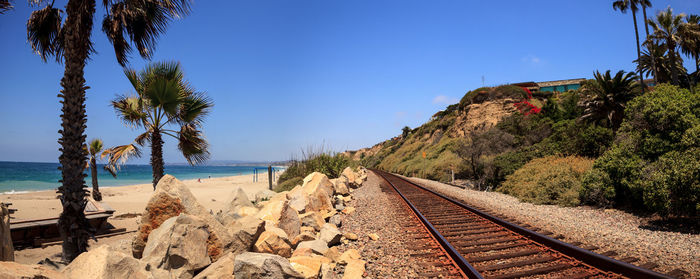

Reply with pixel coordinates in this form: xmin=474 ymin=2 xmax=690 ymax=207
xmin=6 ymin=0 xmax=193 ymax=261
xmin=276 ymin=147 xmax=353 ymax=192
xmin=85 ymin=138 xmax=107 ymax=201
xmin=105 ymin=61 xmax=213 ymax=190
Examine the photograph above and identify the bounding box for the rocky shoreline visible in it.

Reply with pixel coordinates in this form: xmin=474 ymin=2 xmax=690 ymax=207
xmin=0 ymin=167 xmax=370 ymax=279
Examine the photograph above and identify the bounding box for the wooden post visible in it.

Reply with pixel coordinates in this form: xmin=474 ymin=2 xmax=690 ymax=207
xmin=268 ymin=165 xmax=273 ymax=190
xmin=451 ymin=169 xmax=455 ymax=184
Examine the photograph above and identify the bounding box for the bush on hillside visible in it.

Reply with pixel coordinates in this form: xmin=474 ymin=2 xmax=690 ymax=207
xmin=458 ymin=85 xmax=529 ymax=111
xmin=584 ymin=84 xmax=700 ymax=215
xmin=499 ymin=156 xmax=594 ymax=207
xmin=274 ymin=176 xmax=303 ymax=193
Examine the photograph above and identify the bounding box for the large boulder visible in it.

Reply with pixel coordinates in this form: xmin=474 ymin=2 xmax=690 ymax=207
xmin=216 ymin=187 xmax=255 ymax=225
xmin=341 ymin=259 xmax=366 ymax=279
xmin=133 ymin=175 xmax=232 ymax=258
xmin=142 ymin=214 xmax=216 ymax=279
xmin=0 ymin=261 xmax=65 ymax=279
xmin=319 ymin=223 xmax=342 ymax=246
xmin=299 ymin=212 xmax=325 ymax=232
xmin=295 ymin=240 xmax=329 ymax=255
xmin=287 ymin=189 xmax=308 ymax=214
xmin=253 ymin=231 xmax=292 ymax=258
xmin=62 ymin=245 xmax=151 ymax=279
xmin=228 ymin=215 xmax=266 ymax=255
xmin=278 ymin=202 xmax=301 ymax=240
xmin=255 ymin=194 xmax=288 ymax=225
xmin=233 ymin=252 xmax=303 ymax=279
xmin=193 ymin=252 xmax=236 ymax=279
xmin=255 ymin=189 xmax=277 ymax=204
xmin=291 ymin=232 xmax=316 ymax=248
xmin=330 ymin=177 xmax=349 ymax=196
xmin=301 ymin=172 xmax=334 ymax=199
xmin=340 ymin=168 xmax=358 ymax=186
xmin=288 ymin=255 xmax=332 ymax=279
xmin=0 ymin=203 xmax=13 ymax=261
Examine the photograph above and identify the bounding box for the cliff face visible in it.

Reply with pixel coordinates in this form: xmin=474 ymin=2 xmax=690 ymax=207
xmin=347 ymin=85 xmax=533 ymax=181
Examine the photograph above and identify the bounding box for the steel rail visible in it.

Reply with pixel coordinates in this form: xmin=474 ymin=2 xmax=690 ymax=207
xmin=375 ymin=169 xmax=482 ymax=279
xmin=373 ymin=169 xmax=674 ymax=279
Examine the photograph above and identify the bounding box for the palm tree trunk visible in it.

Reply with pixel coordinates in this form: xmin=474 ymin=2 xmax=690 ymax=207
xmin=632 ymin=11 xmax=645 ymax=92
xmin=669 ymin=46 xmax=680 ymax=85
xmin=90 ymin=157 xmax=101 ymax=201
xmin=56 ymin=0 xmax=96 ymax=262
xmin=151 ymin=129 xmax=165 ymax=190
xmin=642 ymin=7 xmax=658 ymax=84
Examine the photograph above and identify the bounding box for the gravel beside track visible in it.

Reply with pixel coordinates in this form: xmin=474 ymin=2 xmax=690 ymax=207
xmin=405 ymin=176 xmax=700 ymax=278
xmin=334 ymin=172 xmax=450 ymax=278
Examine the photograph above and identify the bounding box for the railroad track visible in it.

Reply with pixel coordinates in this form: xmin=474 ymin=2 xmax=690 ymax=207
xmin=373 ymin=169 xmax=674 ymax=279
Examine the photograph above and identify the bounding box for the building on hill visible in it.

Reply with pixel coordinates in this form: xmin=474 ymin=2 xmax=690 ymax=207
xmin=512 ymin=78 xmax=586 ymax=93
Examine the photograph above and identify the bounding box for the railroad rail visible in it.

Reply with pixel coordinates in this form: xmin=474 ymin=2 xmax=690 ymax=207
xmin=372 ymin=169 xmax=674 ymax=279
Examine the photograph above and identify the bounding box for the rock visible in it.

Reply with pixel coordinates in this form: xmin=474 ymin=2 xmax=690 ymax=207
xmin=287 ymin=192 xmax=308 ymax=214
xmin=227 ymin=187 xmax=255 ymax=210
xmin=255 ymin=194 xmax=288 ymax=225
xmin=278 ymin=202 xmax=301 ymax=240
xmin=1 ymin=203 xmax=14 ymax=261
xmin=368 ymin=233 xmax=379 ymax=241
xmin=331 ymin=177 xmax=350 ymax=196
xmin=319 ymin=263 xmax=334 ymax=279
xmin=341 ymin=196 xmax=352 ymax=203
xmin=62 ymin=245 xmax=150 ymax=279
xmin=328 ymin=215 xmax=342 ymax=227
xmin=193 ymin=252 xmax=235 ymax=279
xmin=322 ymin=246 xmax=341 ymax=262
xmin=291 ymin=232 xmax=316 ymax=247
xmin=237 ymin=206 xmax=260 ymax=217
xmin=228 ymin=215 xmax=266 ymax=254
xmin=0 ymin=261 xmax=65 ymax=279
xmin=133 ymin=175 xmax=231 ymax=258
xmin=254 ymin=231 xmax=293 ymax=258
xmin=233 ymin=252 xmax=303 ymax=279
xmin=337 ymin=249 xmax=361 ymax=265
xmin=341 ymin=259 xmax=366 ymax=279
xmin=334 ymin=203 xmax=345 ymax=211
xmin=299 ymin=212 xmax=324 ymax=231
xmin=341 ymin=207 xmax=355 ymax=215
xmin=296 ymin=240 xmax=329 ymax=255
xmin=319 ymin=224 xmax=342 ymax=246
xmin=342 ymin=232 xmax=358 ymax=241
xmin=300 ymin=226 xmax=315 ymax=234
xmin=142 ymin=214 xmax=214 ymax=279
xmin=255 ymin=189 xmax=277 ymax=204
xmin=292 ymin=247 xmax=313 ymax=258
xmin=321 ymin=210 xmax=337 ymax=221
xmin=340 ymin=168 xmax=359 ymax=187
xmin=305 ymin=188 xmax=333 ymax=213
xmin=288 ymin=255 xmax=332 ymax=278
xmin=301 ymin=172 xmax=334 ymax=199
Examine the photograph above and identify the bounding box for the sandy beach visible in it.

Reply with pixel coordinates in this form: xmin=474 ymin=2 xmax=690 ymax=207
xmin=1 ymin=172 xmax=277 ymax=264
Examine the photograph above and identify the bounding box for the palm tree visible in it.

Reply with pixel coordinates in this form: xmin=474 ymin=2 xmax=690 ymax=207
xmin=106 ymin=61 xmax=213 ymax=190
xmin=0 ymin=0 xmax=11 ymax=14
xmin=24 ymin=0 xmax=191 ymax=261
xmin=648 ymin=7 xmax=687 ymax=85
xmin=86 ymin=139 xmax=106 ymax=201
xmin=636 ymin=40 xmax=686 ymax=84
xmin=637 ymin=0 xmax=657 ymax=83
xmin=613 ymin=0 xmax=645 ymax=91
xmin=680 ymin=14 xmax=700 ymax=73
xmin=579 ymin=70 xmax=640 ymax=131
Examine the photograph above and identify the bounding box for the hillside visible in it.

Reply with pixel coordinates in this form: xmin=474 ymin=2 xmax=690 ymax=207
xmin=346 ymin=85 xmax=535 ymax=182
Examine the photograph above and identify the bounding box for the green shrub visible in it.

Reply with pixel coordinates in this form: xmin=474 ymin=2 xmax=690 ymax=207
xmin=277 ymin=151 xmax=350 ymax=187
xmin=580 ymin=169 xmax=615 ymax=207
xmin=499 ymin=156 xmax=594 ymax=206
xmin=641 ymin=149 xmax=700 ymax=216
xmin=274 ymin=176 xmax=303 ymax=193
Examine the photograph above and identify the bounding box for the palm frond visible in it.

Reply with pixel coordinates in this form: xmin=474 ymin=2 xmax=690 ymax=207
xmin=134 ymin=130 xmax=152 ymax=146
xmin=27 ymin=5 xmax=63 ymax=62
xmin=88 ymin=138 xmax=104 ymax=156
xmin=177 ymin=124 xmax=210 ymax=165
xmin=0 ymin=0 xmax=13 ymax=14
xmin=102 ymin=2 xmax=131 ymax=66
xmin=178 ymin=91 xmax=213 ymax=125
xmin=111 ymin=94 xmax=147 ymax=127
xmin=102 ymin=144 xmax=142 ymax=176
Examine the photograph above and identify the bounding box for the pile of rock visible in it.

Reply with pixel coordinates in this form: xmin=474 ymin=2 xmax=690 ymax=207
xmin=8 ymin=166 xmax=369 ymax=279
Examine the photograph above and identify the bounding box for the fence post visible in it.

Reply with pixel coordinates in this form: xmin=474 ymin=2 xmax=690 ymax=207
xmin=268 ymin=165 xmax=273 ymax=190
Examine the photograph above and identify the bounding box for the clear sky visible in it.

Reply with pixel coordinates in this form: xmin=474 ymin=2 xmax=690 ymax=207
xmin=1 ymin=0 xmax=699 ymax=163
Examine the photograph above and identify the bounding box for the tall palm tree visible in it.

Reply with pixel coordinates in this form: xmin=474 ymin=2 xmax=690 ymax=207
xmin=636 ymin=40 xmax=687 ymax=84
xmin=24 ymin=0 xmax=191 ymax=261
xmin=648 ymin=7 xmax=687 ymax=85
xmin=613 ymin=0 xmax=645 ymax=91
xmin=579 ymin=70 xmax=640 ymax=131
xmin=106 ymin=61 xmax=213 ymax=190
xmin=680 ymin=14 xmax=700 ymax=73
xmin=637 ymin=0 xmax=657 ymax=83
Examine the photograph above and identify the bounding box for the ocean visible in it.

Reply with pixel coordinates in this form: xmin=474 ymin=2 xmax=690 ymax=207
xmin=0 ymin=161 xmax=273 ymax=194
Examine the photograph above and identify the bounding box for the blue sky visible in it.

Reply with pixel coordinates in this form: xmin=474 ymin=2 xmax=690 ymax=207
xmin=1 ymin=0 xmax=699 ymax=163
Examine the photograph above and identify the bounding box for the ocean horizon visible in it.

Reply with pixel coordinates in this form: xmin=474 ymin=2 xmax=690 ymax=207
xmin=0 ymin=161 xmax=280 ymax=194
